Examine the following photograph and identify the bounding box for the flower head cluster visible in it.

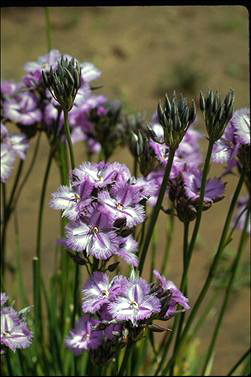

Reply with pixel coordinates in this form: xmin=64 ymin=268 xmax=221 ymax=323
xmin=1 ymin=50 xmax=102 ymax=146
xmin=50 ymin=160 xmax=155 ymax=266
xmin=1 ymin=123 xmax=29 ymax=183
xmin=65 ymin=270 xmax=190 ymax=362
xmin=142 ymin=112 xmax=202 ymax=207
xmin=70 ymin=95 xmax=123 ymax=157
xmin=0 ymin=293 xmax=32 ymax=352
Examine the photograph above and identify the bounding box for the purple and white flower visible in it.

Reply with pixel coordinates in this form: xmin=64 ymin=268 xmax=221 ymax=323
xmin=65 ymin=315 xmax=102 ymax=355
xmin=4 ymin=90 xmax=42 ymax=126
xmin=82 ymin=272 xmax=128 ymax=313
xmin=0 ymin=293 xmax=32 ymax=352
xmin=108 ymin=277 xmax=161 ymax=326
xmin=153 ymin=270 xmax=190 ymax=319
xmin=183 ymin=168 xmax=225 ymax=205
xmin=64 ymin=210 xmax=119 ymax=260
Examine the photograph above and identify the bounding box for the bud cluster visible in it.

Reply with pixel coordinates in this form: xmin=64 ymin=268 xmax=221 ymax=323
xmin=156 ymin=91 xmax=196 ymax=149
xmin=123 ymin=113 xmax=160 ymax=175
xmin=42 ymin=56 xmax=81 ymax=112
xmin=200 ymin=89 xmax=235 ymax=142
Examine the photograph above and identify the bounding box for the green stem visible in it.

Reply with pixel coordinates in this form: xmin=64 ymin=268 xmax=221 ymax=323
xmin=36 ymin=145 xmax=55 ymax=259
xmin=181 ymin=141 xmax=214 ymax=283
xmin=14 ymin=132 xmax=42 ymax=207
xmin=5 ymin=348 xmax=13 ymax=376
xmin=32 ymin=257 xmax=43 ymax=350
xmin=165 ymin=221 xmax=190 ymax=377
xmin=160 ymin=206 xmax=175 ymax=275
xmin=44 ymin=7 xmax=52 ymax=52
xmin=7 ymin=160 xmax=24 ymax=211
xmin=17 ymin=350 xmax=25 ymax=376
xmin=162 ymin=169 xmax=245 ymax=375
xmin=227 ymin=347 xmax=251 ymax=376
xmin=133 ymin=157 xmax=138 ymax=178
xmin=170 ymin=221 xmax=190 ymax=374
xmin=138 ymin=147 xmax=176 ymax=275
xmin=201 ymin=208 xmax=250 ymax=375
xmin=63 ymin=110 xmax=75 ymax=171
xmin=117 ymin=344 xmax=132 ymax=376
xmin=71 ymin=263 xmax=80 ymax=327
xmin=1 ymin=183 xmax=7 ymax=286
xmin=1 ymin=160 xmax=24 ymax=282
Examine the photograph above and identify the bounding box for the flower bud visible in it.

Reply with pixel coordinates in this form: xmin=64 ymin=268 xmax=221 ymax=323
xmin=42 ymin=56 xmax=81 ymax=111
xmin=201 ymin=89 xmax=235 ymax=142
xmin=157 ymin=91 xmax=196 ymax=149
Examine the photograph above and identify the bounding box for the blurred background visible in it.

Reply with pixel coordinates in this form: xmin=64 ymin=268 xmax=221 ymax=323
xmin=1 ymin=6 xmax=250 ymax=375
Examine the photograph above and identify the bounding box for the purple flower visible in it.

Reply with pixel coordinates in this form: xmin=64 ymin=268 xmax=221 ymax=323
xmin=1 ymin=143 xmax=16 ymax=183
xmin=98 ymin=186 xmax=145 ymax=228
xmin=183 ymin=168 xmax=225 ymax=204
xmin=149 ymin=126 xmax=202 ymax=179
xmin=153 ymin=271 xmax=190 ymax=319
xmin=72 ymin=161 xmax=131 ymax=190
xmin=50 ymin=183 xmax=93 ymax=221
xmin=4 ymin=90 xmax=42 ymax=126
xmin=64 ymin=210 xmax=119 ymax=260
xmin=232 ymin=108 xmax=250 ymax=145
xmin=108 ymin=277 xmax=161 ymax=326
xmin=233 ymin=196 xmax=250 ymax=234
xmin=80 ymin=62 xmax=101 ymax=84
xmin=1 ymin=123 xmax=29 ymax=183
xmin=82 ymin=272 xmax=128 ymax=313
xmin=212 ymin=108 xmax=250 ymax=173
xmin=65 ymin=315 xmax=102 ymax=355
xmin=115 ymin=235 xmax=139 ymax=267
xmin=1 ymin=80 xmax=20 ymax=97
xmin=0 ymin=293 xmax=32 ymax=352
xmin=23 ymin=49 xmax=62 ymax=87
xmin=145 ymin=170 xmax=165 ymax=207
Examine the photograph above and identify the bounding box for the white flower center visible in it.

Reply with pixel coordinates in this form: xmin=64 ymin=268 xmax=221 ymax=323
xmin=130 ymin=300 xmax=139 ymax=309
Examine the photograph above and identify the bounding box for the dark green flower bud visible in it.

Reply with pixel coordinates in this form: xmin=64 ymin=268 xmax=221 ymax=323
xmin=157 ymin=91 xmax=196 ymax=150
xmin=201 ymin=89 xmax=235 ymax=142
xmin=42 ymin=56 xmax=81 ymax=112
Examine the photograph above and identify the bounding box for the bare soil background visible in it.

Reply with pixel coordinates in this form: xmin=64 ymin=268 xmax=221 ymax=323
xmin=1 ymin=6 xmax=250 ymax=375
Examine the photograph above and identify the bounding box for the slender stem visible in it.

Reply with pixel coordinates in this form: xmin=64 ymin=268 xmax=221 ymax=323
xmin=162 ymin=169 xmax=245 ymax=375
xmin=117 ymin=344 xmax=132 ymax=376
xmin=227 ymin=347 xmax=251 ymax=376
xmin=17 ymin=350 xmax=25 ymax=376
xmin=1 ymin=161 xmax=24 ymax=280
xmin=180 ymin=141 xmax=214 ymax=283
xmin=138 ymin=147 xmax=176 ymax=275
xmin=7 ymin=160 xmax=24 ymax=211
xmin=133 ymin=157 xmax=138 ymax=178
xmin=71 ymin=263 xmax=80 ymax=327
xmin=1 ymin=183 xmax=7 ymax=285
xmin=14 ymin=210 xmax=28 ymax=307
xmin=14 ymin=132 xmax=42 ymax=207
xmin=63 ymin=110 xmax=75 ymax=171
xmin=165 ymin=221 xmax=190 ymax=377
xmin=36 ymin=146 xmax=55 ymax=258
xmin=160 ymin=205 xmax=175 ymax=275
xmin=32 ymin=257 xmax=43 ymax=349
xmin=5 ymin=348 xmax=13 ymax=376
xmin=201 ymin=209 xmax=249 ymax=375
xmin=44 ymin=7 xmax=52 ymax=52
